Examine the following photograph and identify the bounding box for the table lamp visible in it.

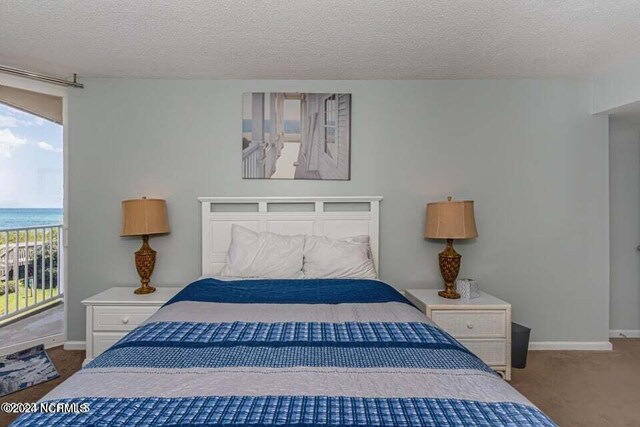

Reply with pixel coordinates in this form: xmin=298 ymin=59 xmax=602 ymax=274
xmin=424 ymin=196 xmax=478 ymax=299
xmin=121 ymin=197 xmax=170 ymax=294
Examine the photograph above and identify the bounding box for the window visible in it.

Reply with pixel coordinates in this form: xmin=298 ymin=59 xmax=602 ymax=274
xmin=324 ymin=94 xmax=337 ymax=159
xmin=0 ymin=85 xmax=64 ymax=337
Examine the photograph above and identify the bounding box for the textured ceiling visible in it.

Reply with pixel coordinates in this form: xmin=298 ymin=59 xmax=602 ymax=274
xmin=1 ymin=1 xmax=640 ymax=80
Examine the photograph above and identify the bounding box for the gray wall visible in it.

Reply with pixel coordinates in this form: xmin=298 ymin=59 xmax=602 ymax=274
xmin=609 ymin=117 xmax=640 ymax=333
xmin=67 ymin=79 xmax=610 ymax=343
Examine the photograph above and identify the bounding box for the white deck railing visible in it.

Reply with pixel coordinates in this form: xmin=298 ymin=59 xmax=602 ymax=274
xmin=242 ymin=142 xmax=263 ymax=179
xmin=0 ymin=224 xmax=63 ymax=322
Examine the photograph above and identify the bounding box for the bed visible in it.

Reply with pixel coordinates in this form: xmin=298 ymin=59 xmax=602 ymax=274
xmin=12 ymin=197 xmax=555 ymax=426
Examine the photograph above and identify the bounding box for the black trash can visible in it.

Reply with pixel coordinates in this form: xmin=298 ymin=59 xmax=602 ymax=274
xmin=511 ymin=322 xmax=531 ymax=369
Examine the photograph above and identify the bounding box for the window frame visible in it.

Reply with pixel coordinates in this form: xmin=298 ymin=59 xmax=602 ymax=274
xmin=323 ymin=94 xmax=338 ymax=163
xmin=0 ymin=72 xmax=68 ymax=349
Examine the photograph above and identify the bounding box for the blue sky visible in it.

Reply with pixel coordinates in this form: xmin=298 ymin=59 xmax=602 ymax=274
xmin=0 ymin=103 xmax=63 ymax=208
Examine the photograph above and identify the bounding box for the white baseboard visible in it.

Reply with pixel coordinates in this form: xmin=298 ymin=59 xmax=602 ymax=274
xmin=63 ymin=340 xmax=86 ymax=351
xmin=529 ymin=341 xmax=612 ymax=351
xmin=609 ymin=329 xmax=640 ymax=338
xmin=0 ymin=333 xmax=65 ymax=357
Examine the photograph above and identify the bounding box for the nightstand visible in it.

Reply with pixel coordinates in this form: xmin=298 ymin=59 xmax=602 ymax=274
xmin=82 ymin=286 xmax=182 ymax=365
xmin=405 ymin=289 xmax=512 ymax=380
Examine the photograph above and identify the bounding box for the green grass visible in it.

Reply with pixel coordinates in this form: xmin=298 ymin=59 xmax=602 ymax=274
xmin=0 ymin=281 xmax=59 ymax=317
xmin=0 ymin=228 xmax=60 ymax=246
xmin=0 ymin=227 xmax=62 ymax=320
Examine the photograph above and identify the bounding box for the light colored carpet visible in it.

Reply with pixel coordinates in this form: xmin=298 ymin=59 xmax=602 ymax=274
xmin=0 ymin=339 xmax=638 ymax=426
xmin=511 ymin=338 xmax=640 ymax=426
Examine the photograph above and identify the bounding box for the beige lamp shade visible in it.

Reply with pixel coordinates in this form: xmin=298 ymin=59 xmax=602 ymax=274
xmin=425 ymin=198 xmax=478 ymax=239
xmin=121 ymin=198 xmax=170 ymax=236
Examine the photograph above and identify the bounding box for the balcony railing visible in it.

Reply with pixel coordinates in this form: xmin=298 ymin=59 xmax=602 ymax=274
xmin=0 ymin=224 xmax=63 ymax=322
xmin=242 ymin=142 xmax=264 ymax=179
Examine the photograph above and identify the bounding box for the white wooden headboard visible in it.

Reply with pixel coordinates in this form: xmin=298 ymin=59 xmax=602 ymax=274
xmin=198 ymin=196 xmax=382 ymax=276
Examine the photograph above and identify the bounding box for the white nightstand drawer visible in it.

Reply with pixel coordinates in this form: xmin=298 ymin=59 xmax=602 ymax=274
xmin=458 ymin=339 xmax=507 ymax=366
xmin=93 ymin=332 xmax=128 ymax=357
xmin=93 ymin=305 xmax=158 ymax=331
xmin=83 ymin=287 xmax=183 ymax=366
xmin=431 ymin=310 xmax=506 ymax=338
xmin=405 ymin=289 xmax=511 ymax=380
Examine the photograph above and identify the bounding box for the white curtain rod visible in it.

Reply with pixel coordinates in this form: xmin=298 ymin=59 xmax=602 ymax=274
xmin=0 ymin=65 xmax=84 ymax=88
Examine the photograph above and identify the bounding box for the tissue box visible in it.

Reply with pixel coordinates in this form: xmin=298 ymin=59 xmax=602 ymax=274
xmin=456 ymin=278 xmax=479 ymax=299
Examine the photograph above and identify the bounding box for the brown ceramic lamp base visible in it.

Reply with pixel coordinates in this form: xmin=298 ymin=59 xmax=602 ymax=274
xmin=134 ymin=235 xmax=157 ymax=295
xmin=134 ymin=285 xmax=156 ymax=294
xmin=438 ymin=239 xmax=461 ymax=299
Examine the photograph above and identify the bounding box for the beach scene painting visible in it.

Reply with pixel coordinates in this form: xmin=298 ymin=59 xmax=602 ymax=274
xmin=242 ymin=93 xmax=351 ymax=180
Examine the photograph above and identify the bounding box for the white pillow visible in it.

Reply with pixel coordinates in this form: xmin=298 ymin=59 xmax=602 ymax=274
xmin=303 ymin=235 xmax=377 ymax=279
xmin=221 ymin=225 xmax=304 ymax=278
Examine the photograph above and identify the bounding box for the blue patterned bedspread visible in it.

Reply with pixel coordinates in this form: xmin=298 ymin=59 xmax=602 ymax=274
xmin=12 ymin=278 xmax=556 ymax=426
xmin=164 ymin=278 xmax=414 ymax=306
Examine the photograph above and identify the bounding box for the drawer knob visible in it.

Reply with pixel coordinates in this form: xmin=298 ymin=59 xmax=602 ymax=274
xmin=466 ymin=322 xmax=474 ymax=330
xmin=122 ymin=316 xmax=130 ymax=325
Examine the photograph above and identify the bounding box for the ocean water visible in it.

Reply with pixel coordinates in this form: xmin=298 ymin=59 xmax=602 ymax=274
xmin=0 ymin=208 xmax=63 ymax=229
